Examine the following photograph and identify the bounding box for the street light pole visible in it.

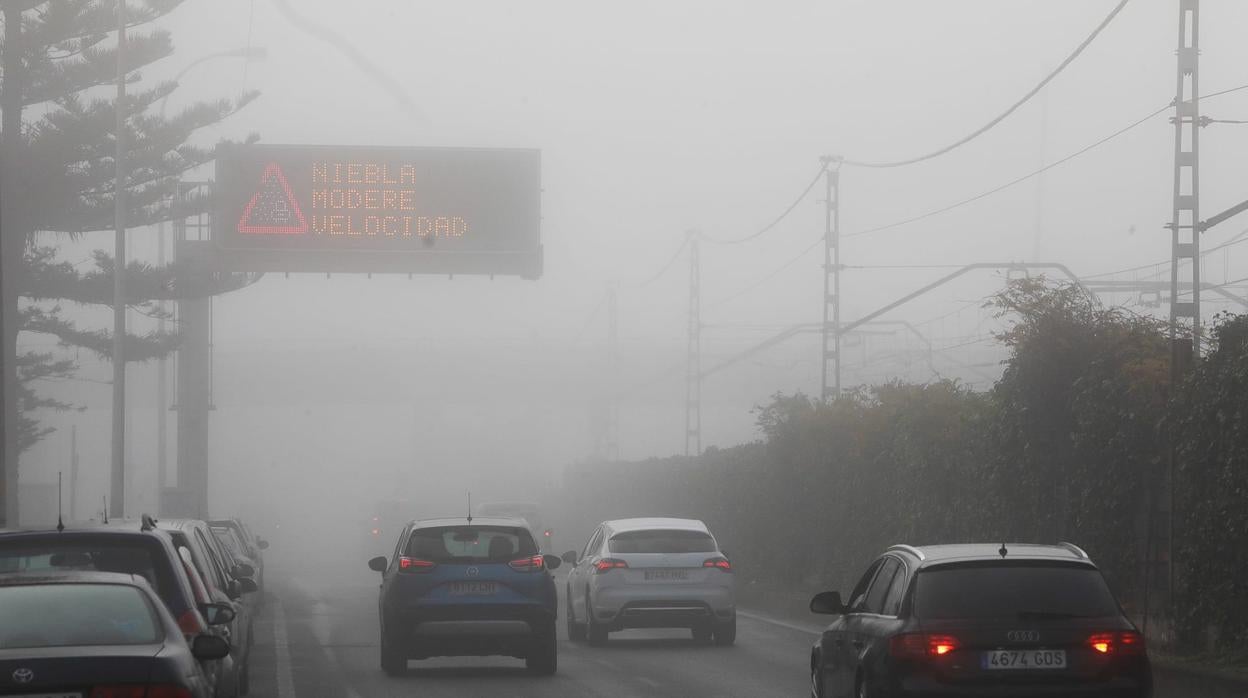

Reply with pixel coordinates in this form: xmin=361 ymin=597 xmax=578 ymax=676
xmin=110 ymin=0 xmax=127 ymax=519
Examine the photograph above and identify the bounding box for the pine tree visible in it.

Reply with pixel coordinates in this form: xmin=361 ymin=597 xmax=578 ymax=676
xmin=0 ymin=0 xmax=259 ymax=524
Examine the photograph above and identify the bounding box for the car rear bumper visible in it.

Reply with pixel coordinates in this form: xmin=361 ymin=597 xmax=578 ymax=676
xmin=591 ymin=586 xmax=734 ymax=629
xmin=382 ymin=603 xmax=555 ymax=659
xmin=893 ymin=675 xmax=1151 ymax=698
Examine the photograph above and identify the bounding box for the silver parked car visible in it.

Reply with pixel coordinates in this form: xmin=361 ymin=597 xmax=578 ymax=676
xmin=562 ymin=518 xmax=735 ymax=646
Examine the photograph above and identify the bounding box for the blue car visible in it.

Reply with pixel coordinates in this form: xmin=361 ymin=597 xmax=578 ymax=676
xmin=368 ymin=516 xmax=562 ymax=675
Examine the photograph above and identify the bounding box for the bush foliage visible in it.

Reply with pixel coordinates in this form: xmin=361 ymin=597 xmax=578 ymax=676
xmin=556 ymin=280 xmax=1247 ymax=654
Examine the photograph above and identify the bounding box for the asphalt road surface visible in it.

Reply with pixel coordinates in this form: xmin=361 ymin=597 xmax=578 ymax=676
xmin=246 ymin=560 xmax=1221 ymax=697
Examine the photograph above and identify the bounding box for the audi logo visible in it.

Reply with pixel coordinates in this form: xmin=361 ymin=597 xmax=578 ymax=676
xmin=1007 ymin=630 xmax=1041 ymax=643
xmin=466 ymin=567 xmax=479 ymax=577
xmin=12 ymin=668 xmax=34 ymax=684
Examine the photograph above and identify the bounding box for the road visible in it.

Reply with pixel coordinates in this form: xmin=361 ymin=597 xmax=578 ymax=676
xmin=245 ymin=558 xmax=1226 ymax=697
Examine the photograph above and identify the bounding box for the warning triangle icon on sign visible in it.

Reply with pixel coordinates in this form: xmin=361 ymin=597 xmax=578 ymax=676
xmin=237 ymin=163 xmax=308 ymax=235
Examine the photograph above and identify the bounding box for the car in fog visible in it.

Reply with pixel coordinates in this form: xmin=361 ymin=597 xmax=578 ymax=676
xmin=562 ymin=517 xmax=735 ymax=646
xmin=367 ymin=516 xmax=562 ymax=675
xmin=0 ymin=519 xmax=239 ymax=696
xmin=0 ymin=571 xmax=231 ymax=697
xmin=208 ymin=519 xmax=268 ymax=591
xmin=808 ymin=543 xmax=1152 ymax=698
xmin=160 ymin=519 xmax=260 ymax=696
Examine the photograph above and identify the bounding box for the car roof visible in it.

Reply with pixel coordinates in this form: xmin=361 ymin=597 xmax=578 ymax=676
xmin=886 ymin=543 xmax=1094 ymax=568
xmin=0 ymin=571 xmax=154 ymax=588
xmin=411 ymin=516 xmax=532 ymax=529
xmin=602 ymin=518 xmax=709 ymax=535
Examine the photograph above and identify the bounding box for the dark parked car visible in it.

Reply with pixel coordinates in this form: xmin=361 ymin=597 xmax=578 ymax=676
xmin=160 ymin=519 xmax=259 ymax=696
xmin=809 ymin=543 xmax=1152 ymax=698
xmin=0 ymin=518 xmax=240 ymax=698
xmin=0 ymin=572 xmax=231 ymax=698
xmin=208 ymin=519 xmax=268 ymax=591
xmin=368 ymin=516 xmax=562 ymax=675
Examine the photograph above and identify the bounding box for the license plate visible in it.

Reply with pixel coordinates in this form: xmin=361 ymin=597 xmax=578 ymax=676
xmin=448 ymin=581 xmax=497 ymax=596
xmin=644 ymin=569 xmax=689 ymax=581
xmin=983 ymin=649 xmax=1067 ymax=670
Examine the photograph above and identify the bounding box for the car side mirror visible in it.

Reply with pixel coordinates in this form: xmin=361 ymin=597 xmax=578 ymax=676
xmin=368 ymin=556 xmax=388 ymax=573
xmin=257 ymin=539 xmax=270 ymax=551
xmin=560 ymin=550 xmax=578 ymax=565
xmin=543 ymin=554 xmax=562 ymax=570
xmin=233 ymin=563 xmax=256 ymax=579
xmin=200 ymin=602 xmax=236 ymax=626
xmin=236 ymin=577 xmax=259 ymax=594
xmin=810 ymin=591 xmax=845 ymax=615
xmin=191 ymin=633 xmax=231 ymax=661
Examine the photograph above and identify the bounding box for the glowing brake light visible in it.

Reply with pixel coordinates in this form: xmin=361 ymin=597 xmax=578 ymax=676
xmin=371 ymin=528 xmax=381 ymax=536
xmin=1089 ymin=631 xmax=1144 ymax=655
xmin=398 ymin=557 xmax=436 ymax=573
xmin=890 ymin=633 xmax=959 ymax=659
xmin=508 ymin=555 xmax=546 ymax=572
xmin=703 ymin=558 xmax=732 ymax=571
xmin=593 ymin=558 xmax=628 ymax=574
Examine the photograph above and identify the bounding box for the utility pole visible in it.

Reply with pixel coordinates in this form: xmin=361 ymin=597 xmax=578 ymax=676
xmin=1169 ymin=0 xmax=1201 ymax=367
xmin=605 ymin=283 xmax=619 ymax=462
xmin=156 ymin=222 xmax=167 ymax=511
xmin=69 ymin=425 xmax=79 ymax=520
xmin=0 ymin=2 xmax=24 ymax=527
xmin=110 ymin=0 xmax=128 ymax=519
xmin=684 ymin=232 xmax=701 ymax=458
xmin=820 ymin=156 xmax=843 ymax=401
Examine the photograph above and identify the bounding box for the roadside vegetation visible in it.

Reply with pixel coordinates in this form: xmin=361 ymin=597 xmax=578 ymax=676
xmin=556 ymin=279 xmax=1248 ymax=658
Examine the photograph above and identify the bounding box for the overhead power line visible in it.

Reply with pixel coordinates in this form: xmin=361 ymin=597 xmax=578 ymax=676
xmin=842 ymin=0 xmax=1131 ymax=169
xmin=630 ymin=233 xmax=692 ymax=288
xmin=702 ymin=162 xmax=830 ymax=245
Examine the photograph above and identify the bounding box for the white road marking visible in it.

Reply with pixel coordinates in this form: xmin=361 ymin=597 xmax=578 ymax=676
xmin=637 ymin=676 xmax=661 ymax=689
xmin=293 ymin=581 xmax=364 ymax=698
xmin=272 ymin=599 xmax=297 ymax=698
xmin=738 ymin=609 xmax=823 ymax=636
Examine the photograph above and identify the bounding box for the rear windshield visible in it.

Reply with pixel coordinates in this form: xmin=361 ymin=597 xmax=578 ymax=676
xmin=0 ymin=538 xmax=179 ymax=611
xmin=0 ymin=584 xmax=163 ymax=648
xmin=405 ymin=526 xmax=538 ymax=563
xmin=914 ymin=563 xmax=1121 ymax=620
xmin=608 ymin=529 xmax=716 ymax=554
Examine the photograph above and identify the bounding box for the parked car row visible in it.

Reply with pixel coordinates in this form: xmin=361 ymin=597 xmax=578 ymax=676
xmin=367 ymin=515 xmax=735 ymax=676
xmin=0 ymin=514 xmax=269 ymax=698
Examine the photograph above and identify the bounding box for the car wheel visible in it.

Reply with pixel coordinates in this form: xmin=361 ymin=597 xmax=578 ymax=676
xmin=712 ymin=617 xmax=736 ymax=646
xmin=379 ymin=626 xmax=406 ymax=676
xmin=566 ymin=589 xmax=587 ymax=642
xmin=526 ymin=620 xmax=558 ymax=675
xmin=691 ymin=624 xmax=713 ymax=644
xmin=586 ymin=594 xmax=608 ymax=646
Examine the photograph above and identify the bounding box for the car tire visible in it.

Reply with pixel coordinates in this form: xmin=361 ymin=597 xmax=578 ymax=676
xmin=526 ymin=621 xmax=558 ymax=675
xmin=691 ymin=624 xmax=713 ymax=644
xmin=586 ymin=594 xmax=609 ymax=646
xmin=712 ymin=617 xmax=736 ymax=646
xmin=380 ymin=626 xmax=406 ymax=676
xmin=566 ymin=591 xmax=587 ymax=642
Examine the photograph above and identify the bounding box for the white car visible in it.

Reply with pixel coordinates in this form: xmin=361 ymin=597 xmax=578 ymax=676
xmin=562 ymin=518 xmax=735 ymax=646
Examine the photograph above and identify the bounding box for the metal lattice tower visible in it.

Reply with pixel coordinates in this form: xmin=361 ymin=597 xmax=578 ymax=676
xmin=685 ymin=233 xmax=702 ymax=457
xmin=605 ymin=284 xmax=620 ymax=462
xmin=1169 ymin=0 xmax=1201 ymax=362
xmin=820 ymin=157 xmax=843 ymax=401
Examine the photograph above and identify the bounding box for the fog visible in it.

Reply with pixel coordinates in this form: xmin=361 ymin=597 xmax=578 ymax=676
xmin=15 ymin=0 xmax=1248 ymax=553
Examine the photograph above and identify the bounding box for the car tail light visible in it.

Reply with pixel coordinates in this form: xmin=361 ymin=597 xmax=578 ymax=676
xmin=91 ymin=687 xmax=192 ymax=698
xmin=371 ymin=528 xmax=380 ymax=536
xmin=509 ymin=554 xmax=546 ymax=572
xmin=398 ymin=557 xmax=436 ymax=573
xmin=890 ymin=633 xmax=959 ymax=659
xmin=593 ymin=558 xmax=628 ymax=574
xmin=703 ymin=557 xmax=732 ymax=571
xmin=1089 ymin=631 xmax=1145 ymax=655
xmin=176 ymin=609 xmax=205 ymax=636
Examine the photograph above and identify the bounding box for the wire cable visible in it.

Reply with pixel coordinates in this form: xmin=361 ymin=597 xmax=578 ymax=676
xmin=704 ymin=235 xmax=823 ymax=309
xmin=629 ymin=234 xmax=691 ymax=288
xmin=702 ymin=163 xmax=829 ymax=245
xmin=842 ymin=0 xmax=1131 ymax=169
xmin=845 ymin=103 xmax=1170 ymax=240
